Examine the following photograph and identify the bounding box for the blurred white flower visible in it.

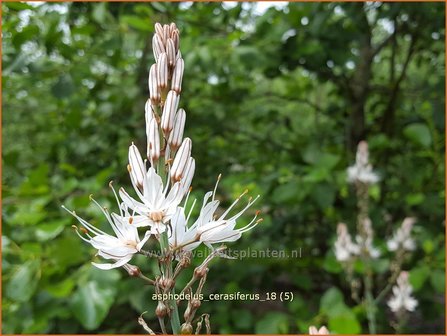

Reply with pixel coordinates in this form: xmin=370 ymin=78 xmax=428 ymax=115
xmin=387 ymin=217 xmax=416 ymax=252
xmin=309 ymin=325 xmax=330 ymax=335
xmin=347 ymin=141 xmax=379 ymax=184
xmin=356 ymin=217 xmax=381 ymax=258
xmin=334 ymin=223 xmax=360 ymax=261
xmin=388 ymin=271 xmax=418 ymax=313
xmin=63 ymin=199 xmax=150 ymax=270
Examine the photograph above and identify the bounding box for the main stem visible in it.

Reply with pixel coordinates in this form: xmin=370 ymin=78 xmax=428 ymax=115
xmin=159 ymin=231 xmax=181 ymax=334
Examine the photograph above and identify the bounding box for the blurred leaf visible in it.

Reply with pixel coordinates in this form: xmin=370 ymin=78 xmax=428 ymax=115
xmin=6 ymin=260 xmax=40 ymax=302
xmin=410 ymin=265 xmax=430 ymax=291
xmin=403 ymin=123 xmax=432 ymax=147
xmin=70 ymin=281 xmax=116 ymax=330
xmin=430 ymin=270 xmax=445 ymax=293
xmin=255 ymin=312 xmax=289 ymax=334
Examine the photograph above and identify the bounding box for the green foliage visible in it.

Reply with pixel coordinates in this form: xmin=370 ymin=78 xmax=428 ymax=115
xmin=2 ymin=2 xmax=445 ymax=334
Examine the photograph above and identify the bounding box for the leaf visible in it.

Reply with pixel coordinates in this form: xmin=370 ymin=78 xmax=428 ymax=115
xmin=6 ymin=260 xmax=40 ymax=302
xmin=51 ymin=74 xmax=75 ymax=99
xmin=410 ymin=265 xmax=430 ymax=291
xmin=255 ymin=312 xmax=289 ymax=334
xmin=36 ymin=219 xmax=70 ymax=241
xmin=430 ymin=270 xmax=445 ymax=293
xmin=320 ymin=287 xmax=346 ymax=317
xmin=328 ymin=309 xmax=361 ymax=334
xmin=403 ymin=123 xmax=432 ymax=147
xmin=70 ymin=281 xmax=116 ymax=330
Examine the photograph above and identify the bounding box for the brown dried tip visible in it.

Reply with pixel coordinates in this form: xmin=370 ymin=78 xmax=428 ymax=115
xmin=80 ymin=227 xmax=88 ymax=234
xmin=128 ymin=217 xmax=134 ymax=224
xmin=255 ymin=210 xmax=261 ymax=216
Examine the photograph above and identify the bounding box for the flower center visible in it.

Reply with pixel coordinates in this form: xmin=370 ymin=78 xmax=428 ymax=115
xmin=149 ymin=211 xmax=164 ymax=222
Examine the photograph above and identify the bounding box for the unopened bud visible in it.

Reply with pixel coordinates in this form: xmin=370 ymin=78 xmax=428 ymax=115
xmin=155 ymin=302 xmax=168 ymax=318
xmin=154 ymin=23 xmax=163 ymax=38
xmin=193 ymin=266 xmax=208 ymax=279
xmin=148 ymin=64 xmax=160 ymax=105
xmin=148 ymin=118 xmax=160 ymax=162
xmin=126 ymin=265 xmax=141 ymax=277
xmin=171 ymin=58 xmax=184 ymax=94
xmin=152 ymin=34 xmax=165 ymax=61
xmin=191 ymin=299 xmax=201 ymax=309
xmin=161 ymin=90 xmax=179 ymax=134
xmin=168 ymin=108 xmax=186 ymax=150
xmin=128 ymin=143 xmax=145 ymax=189
xmin=160 ymin=277 xmax=175 ymax=290
xmin=171 ymin=137 xmax=192 ymax=181
xmin=162 ymin=24 xmax=170 ymax=44
xmin=166 ymin=38 xmax=176 ymax=68
xmin=180 ymin=322 xmax=193 ymax=334
xmin=157 ymin=53 xmax=168 ymax=91
xmin=171 ymin=30 xmax=179 ymax=53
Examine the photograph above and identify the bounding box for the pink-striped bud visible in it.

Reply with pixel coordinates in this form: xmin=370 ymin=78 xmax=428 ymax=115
xmin=171 ymin=138 xmax=192 ymax=181
xmin=168 ymin=108 xmax=186 ymax=150
xmin=129 ymin=143 xmax=146 ymax=189
xmin=180 ymin=157 xmax=195 ymax=196
xmin=155 ymin=23 xmax=163 ymax=38
xmin=166 ymin=38 xmax=176 ymax=68
xmin=148 ymin=64 xmax=160 ymax=105
xmin=161 ymin=90 xmax=179 ymax=134
xmin=157 ymin=53 xmax=168 ymax=91
xmin=171 ymin=58 xmax=184 ymax=93
xmin=148 ymin=118 xmax=160 ymax=163
xmin=152 ymin=34 xmax=165 ymax=61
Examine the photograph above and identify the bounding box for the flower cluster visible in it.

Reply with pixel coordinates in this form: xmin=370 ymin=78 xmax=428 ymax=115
xmin=387 ymin=271 xmax=418 ymax=313
xmin=64 ymin=22 xmax=260 ymax=271
xmin=334 ymin=223 xmax=360 ymax=262
xmin=387 ymin=217 xmax=416 ymax=252
xmin=347 ymin=140 xmax=379 ymax=184
xmin=309 ymin=325 xmax=330 ymax=335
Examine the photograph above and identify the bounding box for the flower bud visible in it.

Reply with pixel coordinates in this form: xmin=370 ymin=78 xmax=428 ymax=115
xmin=148 ymin=64 xmax=160 ymax=105
xmin=168 ymin=108 xmax=186 ymax=150
xmin=162 ymin=24 xmax=170 ymax=44
xmin=161 ymin=90 xmax=179 ymax=134
xmin=191 ymin=299 xmax=201 ymax=309
xmin=171 ymin=58 xmax=184 ymax=94
xmin=157 ymin=53 xmax=168 ymax=91
xmin=154 ymin=23 xmax=163 ymax=38
xmin=148 ymin=118 xmax=160 ymax=162
xmin=193 ymin=266 xmax=208 ymax=279
xmin=125 ymin=264 xmax=141 ymax=277
xmin=128 ymin=144 xmax=145 ymax=189
xmin=152 ymin=34 xmax=165 ymax=61
xmin=171 ymin=138 xmax=192 ymax=181
xmin=155 ymin=302 xmax=168 ymax=318
xmin=180 ymin=322 xmax=193 ymax=334
xmin=167 ymin=38 xmax=176 ymax=68
xmin=171 ymin=29 xmax=179 ymax=53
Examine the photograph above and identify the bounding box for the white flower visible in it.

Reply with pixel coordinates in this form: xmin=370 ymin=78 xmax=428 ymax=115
xmin=356 ymin=217 xmax=380 ymax=258
xmin=347 ymin=141 xmax=379 ymax=184
xmin=387 ymin=217 xmax=416 ymax=252
xmin=334 ymin=223 xmax=360 ymax=261
xmin=62 ymin=198 xmax=151 ymax=270
xmin=169 ymin=179 xmax=261 ymax=253
xmin=388 ymin=271 xmax=418 ymax=313
xmin=120 ymin=144 xmax=194 ymax=234
xmin=309 ymin=326 xmax=330 ymax=335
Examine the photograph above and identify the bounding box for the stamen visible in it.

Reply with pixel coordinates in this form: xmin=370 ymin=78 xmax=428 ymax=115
xmin=212 ymin=174 xmax=222 ymax=202
xmin=129 ymin=217 xmax=134 ymax=224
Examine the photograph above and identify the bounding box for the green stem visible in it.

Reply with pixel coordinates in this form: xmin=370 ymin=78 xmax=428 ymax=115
xmin=159 ymin=231 xmax=181 ymax=334
xmin=364 ymin=274 xmax=377 ymax=334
